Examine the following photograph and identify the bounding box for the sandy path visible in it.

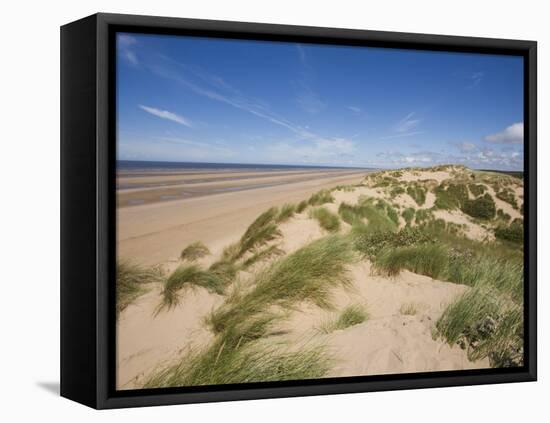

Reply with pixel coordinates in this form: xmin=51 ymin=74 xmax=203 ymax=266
xmin=117 ymin=172 xmax=366 ymax=265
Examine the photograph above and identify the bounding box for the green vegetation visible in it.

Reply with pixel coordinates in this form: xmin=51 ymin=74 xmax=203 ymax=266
xmin=494 ymin=220 xmax=524 ymax=243
xmin=436 ymin=257 xmax=523 ymax=367
xmin=296 ymin=200 xmax=308 ymax=213
xmin=354 ymin=227 xmax=434 ymax=258
xmin=207 ymin=235 xmax=355 ymax=334
xmin=235 ymin=207 xmax=281 ymax=259
xmin=400 ymin=303 xmax=418 ymax=316
xmin=319 ymin=304 xmax=369 ymax=333
xmin=339 ymin=199 xmax=398 ymax=236
xmin=158 ymin=264 xmax=226 ymax=312
xmin=406 ymin=183 xmax=426 ymax=206
xmin=116 ymin=260 xmax=162 ymax=317
xmin=277 ymin=203 xmax=296 ymax=223
xmin=241 ymin=245 xmax=284 ymax=269
xmin=497 ymin=209 xmax=512 ymax=222
xmin=402 ymin=207 xmax=415 ymax=225
xmin=180 ymin=241 xmax=210 ymax=262
xmin=308 ymin=189 xmax=334 ymax=206
xmin=373 ymin=244 xmax=448 ymax=279
xmin=309 ymin=207 xmax=341 ymax=232
xmin=468 ymin=183 xmax=487 ymax=197
xmin=496 ymin=189 xmax=518 ymax=209
xmin=390 ymin=186 xmax=406 ymax=198
xmin=462 ymin=193 xmax=496 ymax=220
xmin=434 ymin=183 xmax=468 ymax=210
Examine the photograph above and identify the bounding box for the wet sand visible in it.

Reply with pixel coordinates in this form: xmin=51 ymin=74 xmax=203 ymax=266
xmin=117 ymin=167 xmax=369 ymax=265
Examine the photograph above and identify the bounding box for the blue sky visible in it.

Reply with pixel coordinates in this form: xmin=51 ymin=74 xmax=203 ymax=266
xmin=117 ymin=33 xmax=524 ymax=170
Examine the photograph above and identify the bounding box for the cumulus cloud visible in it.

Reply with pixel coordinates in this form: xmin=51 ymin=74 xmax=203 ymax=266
xmin=484 ymin=122 xmax=524 ymax=144
xmin=139 ymin=105 xmax=193 ymax=127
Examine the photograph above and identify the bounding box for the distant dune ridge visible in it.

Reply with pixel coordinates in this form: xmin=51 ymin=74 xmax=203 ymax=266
xmin=116 ymin=164 xmax=524 ymax=390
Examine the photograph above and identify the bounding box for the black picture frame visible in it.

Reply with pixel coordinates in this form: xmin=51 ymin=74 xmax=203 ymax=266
xmin=60 ymin=12 xmax=537 ymax=409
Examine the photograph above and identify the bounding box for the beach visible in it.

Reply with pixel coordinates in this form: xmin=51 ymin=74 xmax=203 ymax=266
xmin=117 ymin=165 xmax=368 ymax=265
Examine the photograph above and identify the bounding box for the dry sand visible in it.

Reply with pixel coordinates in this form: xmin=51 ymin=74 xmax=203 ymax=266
xmin=116 ymin=165 xmax=521 ymax=389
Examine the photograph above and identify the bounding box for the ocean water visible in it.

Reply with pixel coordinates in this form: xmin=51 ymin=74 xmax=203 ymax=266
xmin=117 ymin=160 xmax=369 ymax=172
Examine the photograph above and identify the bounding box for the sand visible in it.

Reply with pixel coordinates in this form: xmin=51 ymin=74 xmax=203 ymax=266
xmin=116 ymin=165 xmax=522 ymax=389
xmin=118 ymin=169 xmax=366 ymax=265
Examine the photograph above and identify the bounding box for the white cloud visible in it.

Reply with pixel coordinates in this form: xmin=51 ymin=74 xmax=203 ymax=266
xmin=458 ymin=141 xmax=477 ymax=152
xmin=470 ymin=71 xmax=484 ymax=87
xmin=139 ymin=105 xmax=193 ymax=127
xmin=395 ymin=112 xmax=421 ymax=133
xmin=118 ymin=34 xmax=139 ymax=65
xmin=347 ymin=106 xmax=361 ymax=113
xmin=484 ymin=122 xmax=524 ymax=144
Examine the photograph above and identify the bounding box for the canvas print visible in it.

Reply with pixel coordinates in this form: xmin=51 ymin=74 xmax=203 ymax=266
xmin=115 ymin=33 xmax=525 ymax=390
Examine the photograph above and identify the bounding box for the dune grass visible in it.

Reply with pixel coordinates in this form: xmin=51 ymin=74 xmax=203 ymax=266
xmin=309 ymin=207 xmax=341 ymax=232
xmin=180 ymin=241 xmax=210 ymax=262
xmin=319 ymin=304 xmax=369 ymax=334
xmin=354 ymin=226 xmax=433 ymax=258
xmin=145 ymin=235 xmax=355 ymax=387
xmin=116 ymin=260 xmax=163 ymax=317
xmin=402 ymin=207 xmax=415 ymax=225
xmin=400 ymin=302 xmax=418 ymax=316
xmin=295 ymin=200 xmax=309 ymax=213
xmin=339 ymin=200 xmax=397 ymax=236
xmin=308 ymin=189 xmax=334 ymax=206
xmin=406 ymin=183 xmax=426 ymax=206
xmin=277 ymin=203 xmax=296 ymax=223
xmin=235 ymin=207 xmax=282 ymax=259
xmin=496 ymin=188 xmax=518 ymax=209
xmin=207 ymin=235 xmax=355 ymax=334
xmin=241 ymin=245 xmax=284 ymax=269
xmin=468 ymin=183 xmax=487 ymax=197
xmin=373 ymin=244 xmax=448 ymax=279
xmin=434 ymin=183 xmax=468 ymax=210
xmin=461 ymin=193 xmax=496 ymax=220
xmin=157 ymin=264 xmax=226 ymax=313
xmin=143 ymin=334 xmax=330 ymax=388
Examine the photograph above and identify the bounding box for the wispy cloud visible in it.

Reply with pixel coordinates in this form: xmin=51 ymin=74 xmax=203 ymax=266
xmin=381 ymin=131 xmax=424 ymax=140
xmin=118 ymin=34 xmax=139 ymax=66
xmin=139 ymin=105 xmax=193 ymax=127
xmin=484 ymin=122 xmax=524 ymax=144
xmin=294 ymin=45 xmax=326 ymax=114
xmin=457 ymin=141 xmax=477 ymax=152
xmin=151 ymin=59 xmax=353 ymax=162
xmin=470 ymin=71 xmax=484 ymax=87
xmin=395 ymin=112 xmax=421 ymax=133
xmin=347 ymin=106 xmax=362 ymax=114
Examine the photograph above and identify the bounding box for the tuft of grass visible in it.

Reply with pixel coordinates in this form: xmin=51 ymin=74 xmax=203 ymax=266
xmin=209 ymin=259 xmax=239 ymax=284
xmin=277 ymin=203 xmax=296 ymax=223
xmin=373 ymin=244 xmax=448 ymax=279
xmin=468 ymin=183 xmax=487 ymax=197
xmin=354 ymin=226 xmax=434 ymax=259
xmin=402 ymin=207 xmax=415 ymax=225
xmin=494 ymin=220 xmax=523 ymax=243
xmin=236 ymin=207 xmax=281 ymax=259
xmin=319 ymin=304 xmax=368 ymax=333
xmin=241 ymin=245 xmax=285 ymax=269
xmin=143 ymin=336 xmax=330 ymax=388
xmin=180 ymin=241 xmax=210 ymax=262
xmin=117 ymin=260 xmax=162 ymax=317
xmin=308 ymin=189 xmax=334 ymax=206
xmin=400 ymin=302 xmax=418 ymax=316
xmin=406 ymin=183 xmax=426 ymax=206
xmin=496 ymin=189 xmax=518 ymax=209
xmin=310 ymin=207 xmax=341 ymax=232
xmin=434 ymin=183 xmax=468 ymax=210
xmin=295 ymin=200 xmax=308 ymax=213
xmin=390 ymin=186 xmax=406 ymax=198
xmin=462 ymin=193 xmax=496 ymax=220
xmin=208 ymin=235 xmax=355 ymax=334
xmin=158 ymin=265 xmax=225 ymax=313
xmin=339 ymin=201 xmax=397 ymax=235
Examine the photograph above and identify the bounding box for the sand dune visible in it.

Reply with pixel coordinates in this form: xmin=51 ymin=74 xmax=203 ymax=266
xmin=116 ymin=165 xmax=523 ymax=389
